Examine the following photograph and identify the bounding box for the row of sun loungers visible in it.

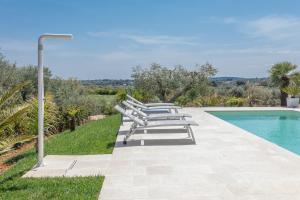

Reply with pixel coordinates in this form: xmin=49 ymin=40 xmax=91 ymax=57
xmin=114 ymin=95 xmax=199 ymax=144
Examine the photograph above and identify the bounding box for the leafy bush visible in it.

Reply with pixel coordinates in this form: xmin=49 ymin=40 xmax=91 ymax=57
xmin=132 ymin=90 xmax=153 ymax=103
xmin=116 ymin=88 xmax=127 ymax=102
xmin=247 ymin=85 xmax=280 ymax=106
xmin=176 ymin=96 xmax=190 ymax=106
xmin=229 ymin=86 xmax=245 ymax=97
xmin=102 ymin=103 xmax=117 ymax=115
xmin=195 ymin=95 xmax=226 ymax=106
xmin=96 ymin=88 xmax=117 ymax=95
xmin=225 ymin=97 xmax=246 ymax=107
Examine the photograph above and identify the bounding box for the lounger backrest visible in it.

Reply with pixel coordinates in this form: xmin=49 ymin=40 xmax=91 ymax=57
xmin=122 ymin=101 xmax=147 ymax=117
xmin=126 ymin=100 xmax=148 ymax=109
xmin=114 ymin=105 xmax=145 ymax=126
xmin=126 ymin=94 xmax=143 ymax=105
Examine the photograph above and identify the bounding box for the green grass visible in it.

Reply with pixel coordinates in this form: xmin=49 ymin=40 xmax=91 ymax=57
xmin=46 ymin=114 xmax=120 ymax=154
xmin=0 ymin=114 xmax=121 ymax=200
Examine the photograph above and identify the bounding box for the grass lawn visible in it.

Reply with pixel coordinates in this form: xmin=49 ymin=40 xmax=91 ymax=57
xmin=46 ymin=114 xmax=120 ymax=154
xmin=0 ymin=114 xmax=121 ymax=200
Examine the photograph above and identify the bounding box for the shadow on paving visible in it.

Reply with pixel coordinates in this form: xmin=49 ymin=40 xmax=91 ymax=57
xmin=115 ymin=129 xmax=196 ymax=147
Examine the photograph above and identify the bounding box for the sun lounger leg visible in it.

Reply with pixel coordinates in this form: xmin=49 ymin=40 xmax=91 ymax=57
xmin=185 ymin=125 xmax=191 ymax=138
xmin=124 ymin=123 xmax=137 ymax=144
xmin=187 ymin=125 xmax=194 ymax=139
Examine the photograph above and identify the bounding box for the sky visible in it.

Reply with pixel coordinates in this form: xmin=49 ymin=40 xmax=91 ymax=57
xmin=1 ymin=0 xmax=300 ymax=79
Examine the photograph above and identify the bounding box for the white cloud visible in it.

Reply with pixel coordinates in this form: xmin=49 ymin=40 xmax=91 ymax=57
xmin=201 ymin=47 xmax=300 ymax=55
xmin=86 ymin=31 xmax=114 ymax=37
xmin=223 ymin=17 xmax=238 ymax=24
xmin=97 ymin=51 xmax=135 ymax=62
xmin=243 ymin=16 xmax=300 ymax=40
xmin=0 ymin=38 xmax=65 ymax=53
xmin=202 ymin=16 xmax=238 ymax=24
xmin=120 ymin=34 xmax=197 ymax=45
xmin=0 ymin=39 xmax=36 ymax=52
xmin=87 ymin=31 xmax=197 ymax=46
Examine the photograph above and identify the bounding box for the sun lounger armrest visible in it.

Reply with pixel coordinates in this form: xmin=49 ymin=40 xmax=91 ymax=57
xmin=145 ymin=106 xmax=182 ymax=109
xmin=126 ymin=100 xmax=148 ymax=109
xmin=145 ymin=103 xmax=175 ymax=107
xmin=126 ymin=94 xmax=144 ymax=105
xmin=114 ymin=105 xmax=145 ymax=126
xmin=122 ymin=101 xmax=147 ymax=117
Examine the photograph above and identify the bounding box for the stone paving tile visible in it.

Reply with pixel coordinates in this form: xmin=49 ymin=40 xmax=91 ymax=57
xmin=99 ymin=107 xmax=300 ymax=200
xmin=23 ymin=154 xmax=112 ymax=177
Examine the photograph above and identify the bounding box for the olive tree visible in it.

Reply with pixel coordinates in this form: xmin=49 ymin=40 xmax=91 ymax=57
xmin=132 ymin=63 xmax=217 ymax=102
xmin=0 ymin=53 xmax=19 ymax=93
xmin=18 ymin=65 xmax=52 ymax=100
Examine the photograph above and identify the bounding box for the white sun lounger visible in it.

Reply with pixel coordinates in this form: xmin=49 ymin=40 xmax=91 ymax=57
xmin=126 ymin=100 xmax=181 ymax=113
xmin=115 ymin=105 xmax=198 ymax=144
xmin=122 ymin=101 xmax=191 ymax=120
xmin=126 ymin=94 xmax=175 ymax=107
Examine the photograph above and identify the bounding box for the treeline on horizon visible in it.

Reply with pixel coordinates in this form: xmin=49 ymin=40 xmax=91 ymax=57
xmin=80 ymin=77 xmax=268 ymax=87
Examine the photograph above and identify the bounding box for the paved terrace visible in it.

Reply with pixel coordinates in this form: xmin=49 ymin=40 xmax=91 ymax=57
xmin=100 ymin=107 xmax=300 ymax=200
xmin=25 ymin=107 xmax=300 ymax=200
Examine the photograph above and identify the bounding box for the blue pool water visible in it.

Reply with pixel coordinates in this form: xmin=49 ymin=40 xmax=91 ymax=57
xmin=208 ymin=110 xmax=300 ymax=155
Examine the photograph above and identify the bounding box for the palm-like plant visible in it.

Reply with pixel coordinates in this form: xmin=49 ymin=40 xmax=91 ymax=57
xmin=269 ymin=62 xmax=297 ymax=106
xmin=26 ymin=94 xmax=60 ymax=136
xmin=281 ymin=73 xmax=300 ymax=98
xmin=0 ymin=82 xmax=30 ymax=148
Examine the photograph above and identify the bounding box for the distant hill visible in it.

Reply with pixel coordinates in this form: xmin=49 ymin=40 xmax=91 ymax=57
xmin=81 ymin=77 xmax=268 ymax=86
xmin=81 ymin=79 xmax=133 ymax=86
xmin=210 ymin=77 xmax=268 ymax=82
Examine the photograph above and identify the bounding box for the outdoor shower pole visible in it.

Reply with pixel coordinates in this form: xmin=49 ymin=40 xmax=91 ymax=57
xmin=37 ymin=34 xmax=73 ymax=167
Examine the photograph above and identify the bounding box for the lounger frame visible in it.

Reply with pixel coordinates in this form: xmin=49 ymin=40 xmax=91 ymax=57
xmin=115 ymin=105 xmax=197 ymax=144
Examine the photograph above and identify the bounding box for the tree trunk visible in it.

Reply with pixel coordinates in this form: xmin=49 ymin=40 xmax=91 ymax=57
xmin=280 ymin=90 xmax=288 ymax=107
xmin=70 ymin=118 xmax=76 ymax=131
xmin=35 ymin=138 xmax=38 ymax=153
xmin=280 ymin=77 xmax=289 ymax=107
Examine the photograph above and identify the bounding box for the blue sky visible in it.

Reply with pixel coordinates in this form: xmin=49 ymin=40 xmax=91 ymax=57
xmin=1 ymin=0 xmax=300 ymax=79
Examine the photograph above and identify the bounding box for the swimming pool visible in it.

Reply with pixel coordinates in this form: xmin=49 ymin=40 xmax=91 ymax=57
xmin=208 ymin=110 xmax=300 ymax=155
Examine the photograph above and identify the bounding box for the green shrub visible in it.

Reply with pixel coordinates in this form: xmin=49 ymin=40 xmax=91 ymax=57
xmin=132 ymin=90 xmax=153 ymax=102
xmin=102 ymin=103 xmax=117 ymax=115
xmin=247 ymin=85 xmax=280 ymax=106
xmin=229 ymin=86 xmax=245 ymax=97
xmin=176 ymin=96 xmax=190 ymax=106
xmin=97 ymin=88 xmax=117 ymax=95
xmin=195 ymin=95 xmax=226 ymax=106
xmin=116 ymin=88 xmax=127 ymax=102
xmin=225 ymin=97 xmax=246 ymax=107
